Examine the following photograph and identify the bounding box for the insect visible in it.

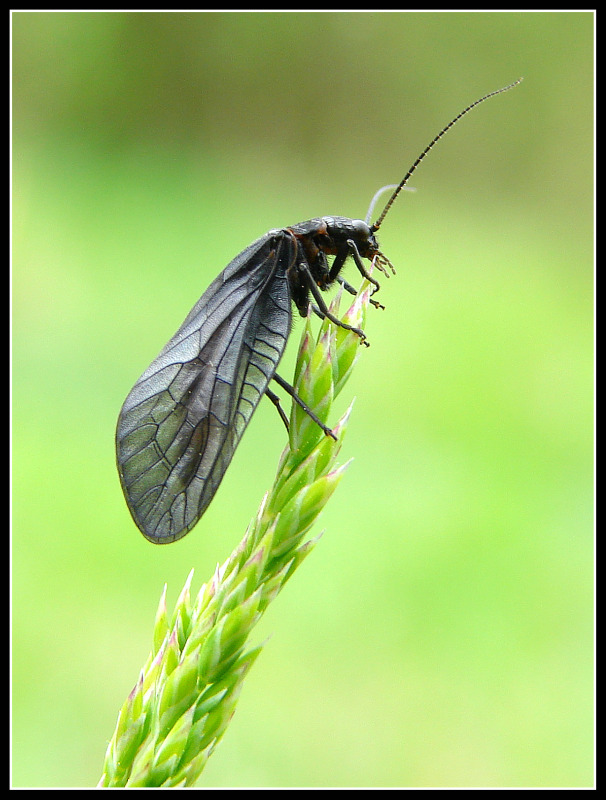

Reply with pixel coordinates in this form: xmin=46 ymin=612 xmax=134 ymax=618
xmin=116 ymin=79 xmax=522 ymax=544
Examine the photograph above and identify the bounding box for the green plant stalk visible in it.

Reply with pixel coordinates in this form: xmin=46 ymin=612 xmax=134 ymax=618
xmin=99 ymin=278 xmax=374 ymax=788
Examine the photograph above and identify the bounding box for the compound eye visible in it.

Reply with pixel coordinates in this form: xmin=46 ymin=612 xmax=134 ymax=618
xmin=351 ymin=219 xmax=371 ymax=237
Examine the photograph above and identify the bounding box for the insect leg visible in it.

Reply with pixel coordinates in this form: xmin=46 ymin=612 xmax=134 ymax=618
xmin=309 ymin=303 xmax=327 ymax=321
xmin=347 ymin=238 xmax=393 ymax=283
xmin=264 ymin=386 xmax=290 ymax=432
xmin=328 ymin=245 xmax=382 ymax=292
xmin=309 ymin=290 xmax=383 ymax=322
xmin=299 ymin=263 xmax=370 ymax=346
xmin=272 ymin=372 xmax=337 ymax=440
xmin=336 ymin=275 xmax=385 ymax=310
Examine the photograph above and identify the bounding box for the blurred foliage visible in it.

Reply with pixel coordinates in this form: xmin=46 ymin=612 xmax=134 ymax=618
xmin=12 ymin=11 xmax=593 ymax=788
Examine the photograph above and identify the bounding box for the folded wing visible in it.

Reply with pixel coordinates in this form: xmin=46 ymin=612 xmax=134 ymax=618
xmin=116 ymin=233 xmax=293 ymax=543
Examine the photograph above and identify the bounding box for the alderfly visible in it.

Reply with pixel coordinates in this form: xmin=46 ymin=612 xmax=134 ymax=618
xmin=116 ymin=79 xmax=522 ymax=543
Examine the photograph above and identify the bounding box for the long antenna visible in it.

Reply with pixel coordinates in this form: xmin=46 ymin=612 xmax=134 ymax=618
xmin=371 ymin=78 xmax=523 ymax=232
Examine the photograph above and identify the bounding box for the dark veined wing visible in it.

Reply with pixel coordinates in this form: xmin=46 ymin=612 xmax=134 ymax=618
xmin=116 ymin=232 xmax=294 ymax=543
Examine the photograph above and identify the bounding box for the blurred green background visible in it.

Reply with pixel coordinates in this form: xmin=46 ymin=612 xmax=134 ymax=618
xmin=12 ymin=11 xmax=593 ymax=788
